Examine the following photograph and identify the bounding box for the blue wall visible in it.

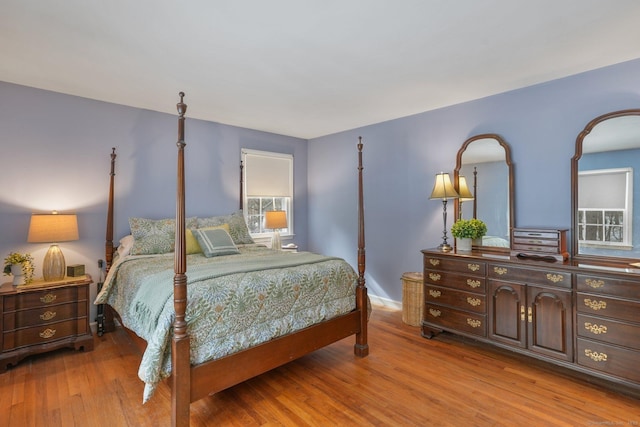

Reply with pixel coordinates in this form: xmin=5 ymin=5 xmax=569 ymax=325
xmin=2 ymin=57 xmax=640 ymax=312
xmin=0 ymin=83 xmax=307 ymax=318
xmin=308 ymin=58 xmax=640 ymax=303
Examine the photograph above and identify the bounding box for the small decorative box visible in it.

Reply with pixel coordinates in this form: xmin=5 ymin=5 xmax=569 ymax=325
xmin=67 ymin=264 xmax=85 ymax=277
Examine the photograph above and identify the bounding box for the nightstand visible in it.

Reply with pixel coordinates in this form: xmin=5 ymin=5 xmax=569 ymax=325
xmin=0 ymin=275 xmax=94 ymax=372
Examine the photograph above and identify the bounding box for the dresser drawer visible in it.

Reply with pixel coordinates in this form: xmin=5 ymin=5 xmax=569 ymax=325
xmin=424 ymin=270 xmax=486 ymax=292
xmin=424 ymin=256 xmax=485 ymax=276
xmin=577 ymin=337 xmax=640 ymax=383
xmin=576 ymin=274 xmax=640 ymax=299
xmin=577 ymin=293 xmax=639 ymax=324
xmin=3 ymin=287 xmax=81 ymax=311
xmin=424 ymin=303 xmax=486 ymax=337
xmin=3 ymin=301 xmax=84 ymax=330
xmin=489 ymin=264 xmax=571 ymax=289
xmin=2 ymin=318 xmax=85 ymax=350
xmin=577 ymin=313 xmax=640 ymax=350
xmin=425 ymin=285 xmax=485 ymax=313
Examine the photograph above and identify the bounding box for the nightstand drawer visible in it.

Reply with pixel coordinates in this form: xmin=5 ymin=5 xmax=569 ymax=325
xmin=424 ymin=303 xmax=486 ymax=337
xmin=425 ymin=286 xmax=485 ymax=313
xmin=4 ymin=287 xmax=81 ymax=311
xmin=3 ymin=302 xmax=84 ymax=329
xmin=2 ymin=318 xmax=85 ymax=350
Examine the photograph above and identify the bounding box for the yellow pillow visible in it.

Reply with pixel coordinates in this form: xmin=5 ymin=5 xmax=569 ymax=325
xmin=187 ymin=224 xmax=230 ymax=254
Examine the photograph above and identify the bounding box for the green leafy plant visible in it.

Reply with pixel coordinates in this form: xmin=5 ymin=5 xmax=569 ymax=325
xmin=3 ymin=252 xmax=35 ymax=284
xmin=451 ymin=218 xmax=487 ymax=239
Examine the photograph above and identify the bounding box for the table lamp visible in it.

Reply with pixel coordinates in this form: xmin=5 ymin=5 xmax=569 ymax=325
xmin=27 ymin=211 xmax=79 ymax=281
xmin=430 ymin=172 xmax=459 ymax=252
xmin=265 ymin=210 xmax=287 ymax=251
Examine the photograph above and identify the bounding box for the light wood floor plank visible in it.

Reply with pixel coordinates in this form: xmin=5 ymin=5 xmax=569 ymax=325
xmin=0 ymin=305 xmax=639 ymax=426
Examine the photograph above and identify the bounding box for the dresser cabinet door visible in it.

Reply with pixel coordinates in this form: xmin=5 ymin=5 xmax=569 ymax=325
xmin=526 ymin=285 xmax=573 ymax=361
xmin=488 ymin=280 xmax=526 ymax=348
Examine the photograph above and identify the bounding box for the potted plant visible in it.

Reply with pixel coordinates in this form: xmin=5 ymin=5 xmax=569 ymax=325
xmin=451 ymin=218 xmax=487 ymax=251
xmin=3 ymin=252 xmax=35 ymax=285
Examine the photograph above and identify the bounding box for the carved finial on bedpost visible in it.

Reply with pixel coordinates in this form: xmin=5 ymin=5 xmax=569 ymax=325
xmin=177 ymin=92 xmax=187 ymax=148
xmin=355 ymin=136 xmax=369 ymax=357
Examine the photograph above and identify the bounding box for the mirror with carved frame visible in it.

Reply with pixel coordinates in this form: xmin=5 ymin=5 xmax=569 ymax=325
xmin=453 ymin=134 xmax=514 ymax=252
xmin=571 ymin=109 xmax=640 ymax=263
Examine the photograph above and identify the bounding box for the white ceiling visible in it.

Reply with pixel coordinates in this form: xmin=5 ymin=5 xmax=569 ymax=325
xmin=2 ymin=1 xmax=640 ymax=139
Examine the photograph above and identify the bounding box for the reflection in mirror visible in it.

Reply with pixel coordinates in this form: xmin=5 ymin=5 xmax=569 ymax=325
xmin=572 ymin=110 xmax=640 ymax=262
xmin=454 ymin=134 xmax=514 ymax=251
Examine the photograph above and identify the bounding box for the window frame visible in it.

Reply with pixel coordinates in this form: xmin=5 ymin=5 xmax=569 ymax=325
xmin=241 ymin=149 xmax=294 ymax=239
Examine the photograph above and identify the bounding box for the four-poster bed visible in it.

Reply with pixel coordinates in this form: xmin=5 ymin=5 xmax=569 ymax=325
xmin=97 ymin=93 xmax=369 ymax=426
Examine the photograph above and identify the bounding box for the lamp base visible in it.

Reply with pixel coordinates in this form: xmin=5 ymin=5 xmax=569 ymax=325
xmin=438 ymin=243 xmax=453 ymax=253
xmin=43 ymin=244 xmax=66 ymax=281
xmin=271 ymin=230 xmax=282 ymax=251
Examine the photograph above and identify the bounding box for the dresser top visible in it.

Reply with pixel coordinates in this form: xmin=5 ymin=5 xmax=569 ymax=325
xmin=0 ymin=274 xmax=93 ymax=295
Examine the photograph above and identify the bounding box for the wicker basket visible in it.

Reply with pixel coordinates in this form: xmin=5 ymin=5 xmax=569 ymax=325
xmin=402 ymin=272 xmax=423 ymax=326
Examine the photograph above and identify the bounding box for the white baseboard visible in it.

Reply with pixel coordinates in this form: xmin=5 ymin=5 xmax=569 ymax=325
xmin=368 ymin=294 xmax=402 ymax=310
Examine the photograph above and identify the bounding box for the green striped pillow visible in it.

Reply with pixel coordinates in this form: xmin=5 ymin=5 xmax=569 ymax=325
xmin=193 ymin=228 xmax=240 ymax=257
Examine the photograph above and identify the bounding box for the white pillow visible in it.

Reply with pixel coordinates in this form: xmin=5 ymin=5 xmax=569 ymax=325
xmin=117 ymin=234 xmax=135 ymax=258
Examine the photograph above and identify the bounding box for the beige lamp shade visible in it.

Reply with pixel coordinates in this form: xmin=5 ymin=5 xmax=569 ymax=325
xmin=28 ymin=213 xmax=79 ymax=243
xmin=457 ymin=176 xmax=474 ymax=201
xmin=265 ymin=210 xmax=287 ymax=230
xmin=27 ymin=212 xmax=79 ymax=281
xmin=429 ymin=173 xmax=459 ymax=200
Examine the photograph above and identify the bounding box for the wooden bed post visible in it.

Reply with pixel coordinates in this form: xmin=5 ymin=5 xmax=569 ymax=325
xmin=355 ymin=137 xmax=369 ymax=357
xmin=103 ymin=148 xmax=117 ymax=333
xmin=172 ymin=92 xmax=190 ymax=427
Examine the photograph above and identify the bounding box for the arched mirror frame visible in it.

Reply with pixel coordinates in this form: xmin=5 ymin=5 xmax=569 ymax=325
xmin=454 ymin=133 xmax=515 ymax=253
xmin=571 ymin=108 xmax=640 ymax=264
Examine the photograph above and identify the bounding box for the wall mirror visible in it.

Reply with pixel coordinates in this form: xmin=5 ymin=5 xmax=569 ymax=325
xmin=572 ymin=109 xmax=640 ymax=263
xmin=454 ymin=134 xmax=514 ymax=252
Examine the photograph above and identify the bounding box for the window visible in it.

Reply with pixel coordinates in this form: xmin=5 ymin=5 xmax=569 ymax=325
xmin=578 ymin=167 xmax=633 ymax=248
xmin=241 ymin=149 xmax=293 ymax=237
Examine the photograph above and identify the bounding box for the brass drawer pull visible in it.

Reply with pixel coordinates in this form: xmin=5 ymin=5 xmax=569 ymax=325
xmin=428 ymin=289 xmax=441 ymax=298
xmin=584 ymin=349 xmax=607 ymax=362
xmin=493 ymin=267 xmax=507 ymax=275
xmin=429 ymin=259 xmax=440 ymax=266
xmin=520 ymin=306 xmax=525 ymax=321
xmin=467 ymin=319 xmax=482 ymax=328
xmin=40 ymin=311 xmax=57 ymax=321
xmin=39 ymin=328 xmax=56 ymax=339
xmin=546 ymin=274 xmax=564 ymax=283
xmin=428 ymin=273 xmax=441 ymax=282
xmin=584 ymin=322 xmax=608 ymax=335
xmin=467 ymin=263 xmax=480 ymax=272
xmin=585 ymin=279 xmax=605 ymax=289
xmin=583 ymin=299 xmax=607 ymax=311
xmin=429 ymin=308 xmax=441 ymax=317
xmin=466 ymin=297 xmax=481 ymax=307
xmin=467 ymin=279 xmax=481 ymax=288
xmin=40 ymin=293 xmax=57 ymax=304
xmin=527 ymin=307 xmax=532 ymax=323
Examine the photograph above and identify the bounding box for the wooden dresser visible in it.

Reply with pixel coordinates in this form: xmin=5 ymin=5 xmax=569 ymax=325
xmin=0 ymin=275 xmax=93 ymax=371
xmin=422 ymin=249 xmax=640 ymax=395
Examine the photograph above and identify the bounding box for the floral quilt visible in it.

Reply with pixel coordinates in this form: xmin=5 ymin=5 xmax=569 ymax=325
xmin=95 ymin=245 xmax=357 ymax=402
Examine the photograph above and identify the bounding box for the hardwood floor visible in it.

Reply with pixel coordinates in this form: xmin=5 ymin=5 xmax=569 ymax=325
xmin=1 ymin=305 xmax=638 ymax=426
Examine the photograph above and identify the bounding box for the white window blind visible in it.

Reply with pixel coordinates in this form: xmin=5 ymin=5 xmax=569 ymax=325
xmin=243 ymin=150 xmax=293 ymax=197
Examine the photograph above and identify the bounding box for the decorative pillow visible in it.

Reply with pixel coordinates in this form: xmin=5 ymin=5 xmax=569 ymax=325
xmin=186 ymin=224 xmax=229 ymax=255
xmin=129 ymin=217 xmax=197 ymax=255
xmin=197 ymin=210 xmax=254 ymax=245
xmin=117 ymin=234 xmax=135 ymax=258
xmin=192 ymin=228 xmax=240 ymax=257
